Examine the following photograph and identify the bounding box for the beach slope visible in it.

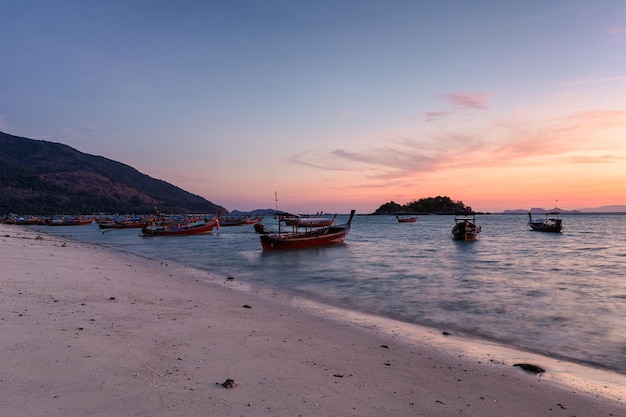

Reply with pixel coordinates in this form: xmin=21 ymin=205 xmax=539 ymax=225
xmin=1 ymin=225 xmax=624 ymax=417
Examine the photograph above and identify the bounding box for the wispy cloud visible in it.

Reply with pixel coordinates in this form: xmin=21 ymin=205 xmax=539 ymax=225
xmin=556 ymin=75 xmax=626 ymax=86
xmin=424 ymin=111 xmax=453 ymax=121
xmin=288 ymin=109 xmax=626 ymax=182
xmin=565 ymin=155 xmax=622 ymax=164
xmin=439 ymin=92 xmax=490 ymax=109
xmin=421 ymin=91 xmax=491 ymax=122
xmin=607 ymin=26 xmax=626 ymax=34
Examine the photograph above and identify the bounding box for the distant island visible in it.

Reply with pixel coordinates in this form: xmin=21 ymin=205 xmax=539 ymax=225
xmin=371 ymin=197 xmax=626 ymax=216
xmin=230 ymin=201 xmax=626 ymax=217
xmin=372 ymin=196 xmax=472 ymax=215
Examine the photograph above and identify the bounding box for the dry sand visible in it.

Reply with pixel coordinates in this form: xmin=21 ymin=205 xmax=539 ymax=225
xmin=1 ymin=224 xmax=625 ymax=417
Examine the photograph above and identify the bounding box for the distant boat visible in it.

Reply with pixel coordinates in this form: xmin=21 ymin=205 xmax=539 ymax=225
xmin=141 ymin=213 xmax=221 ymax=236
xmin=98 ymin=216 xmax=150 ymax=229
xmin=260 ymin=210 xmax=355 ymax=250
xmin=47 ymin=216 xmax=94 ymax=226
xmin=219 ymin=215 xmax=262 ymax=227
xmin=528 ymin=212 xmax=563 ymax=233
xmin=396 ymin=215 xmax=418 ymax=223
xmin=451 ymin=214 xmax=481 ymax=240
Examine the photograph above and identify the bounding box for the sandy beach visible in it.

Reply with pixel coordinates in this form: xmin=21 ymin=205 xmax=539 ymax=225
xmin=1 ymin=224 xmax=625 ymax=417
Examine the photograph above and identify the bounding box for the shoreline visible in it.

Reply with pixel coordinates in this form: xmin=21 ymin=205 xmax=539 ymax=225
xmin=1 ymin=223 xmax=625 ymax=416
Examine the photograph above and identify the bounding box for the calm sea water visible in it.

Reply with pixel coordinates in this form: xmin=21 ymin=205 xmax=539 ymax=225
xmin=33 ymin=213 xmax=626 ymax=374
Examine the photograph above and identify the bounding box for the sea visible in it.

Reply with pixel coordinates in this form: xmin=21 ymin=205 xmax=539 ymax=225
xmin=32 ymin=213 xmax=626 ymax=376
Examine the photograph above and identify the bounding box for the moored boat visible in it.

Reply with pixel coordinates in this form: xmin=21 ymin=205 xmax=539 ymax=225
xmin=528 ymin=212 xmax=563 ymax=233
xmin=141 ymin=212 xmax=221 ymax=236
xmin=48 ymin=216 xmax=94 ymax=226
xmin=396 ymin=215 xmax=418 ymax=223
xmin=98 ymin=217 xmax=150 ymax=229
xmin=283 ymin=213 xmax=336 ymax=228
xmin=260 ymin=210 xmax=355 ymax=250
xmin=219 ymin=215 xmax=263 ymax=226
xmin=451 ymin=214 xmax=481 ymax=240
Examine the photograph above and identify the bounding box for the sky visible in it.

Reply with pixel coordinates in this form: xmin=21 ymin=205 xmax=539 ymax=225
xmin=2 ymin=1 xmax=626 ymax=214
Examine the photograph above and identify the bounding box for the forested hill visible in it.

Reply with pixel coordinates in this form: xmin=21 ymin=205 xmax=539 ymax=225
xmin=0 ymin=131 xmax=227 ymax=215
xmin=373 ymin=196 xmax=472 ymax=214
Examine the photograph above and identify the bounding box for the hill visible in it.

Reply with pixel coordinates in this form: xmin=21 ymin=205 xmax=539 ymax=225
xmin=0 ymin=131 xmax=227 ymax=215
xmin=373 ymin=196 xmax=471 ymax=215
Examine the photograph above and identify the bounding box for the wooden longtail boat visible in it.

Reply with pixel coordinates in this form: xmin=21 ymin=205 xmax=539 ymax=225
xmin=260 ymin=210 xmax=355 ymax=250
xmin=141 ymin=213 xmax=221 ymax=236
xmin=283 ymin=214 xmax=337 ymax=228
xmin=396 ymin=215 xmax=418 ymax=223
xmin=528 ymin=212 xmax=563 ymax=233
xmin=451 ymin=214 xmax=481 ymax=241
xmin=219 ymin=215 xmax=263 ymax=226
xmin=98 ymin=217 xmax=150 ymax=229
xmin=48 ymin=216 xmax=94 ymax=226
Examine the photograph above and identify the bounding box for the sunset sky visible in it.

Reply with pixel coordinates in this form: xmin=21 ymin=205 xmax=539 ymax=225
xmin=2 ymin=1 xmax=626 ymax=214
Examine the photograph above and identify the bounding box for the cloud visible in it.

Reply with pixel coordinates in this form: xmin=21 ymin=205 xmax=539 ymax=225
xmin=419 ymin=91 xmax=491 ymax=121
xmin=439 ymin=92 xmax=491 ymax=109
xmin=607 ymin=26 xmax=626 ymax=34
xmin=288 ymin=109 xmax=626 ymax=183
xmin=556 ymin=75 xmax=626 ymax=86
xmin=424 ymin=111 xmax=453 ymax=121
xmin=565 ymin=155 xmax=623 ymax=164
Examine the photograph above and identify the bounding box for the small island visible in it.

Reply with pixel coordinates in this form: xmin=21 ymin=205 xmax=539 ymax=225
xmin=373 ymin=196 xmax=474 ymax=215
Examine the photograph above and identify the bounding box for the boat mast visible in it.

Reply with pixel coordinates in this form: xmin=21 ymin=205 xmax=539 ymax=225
xmin=275 ymin=191 xmax=281 ymax=234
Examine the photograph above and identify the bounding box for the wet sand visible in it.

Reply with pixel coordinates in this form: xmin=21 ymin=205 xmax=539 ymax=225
xmin=1 ymin=224 xmax=625 ymax=416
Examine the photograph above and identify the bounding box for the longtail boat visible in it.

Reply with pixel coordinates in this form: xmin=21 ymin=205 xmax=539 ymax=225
xmin=283 ymin=213 xmax=337 ymax=228
xmin=219 ymin=215 xmax=263 ymax=226
xmin=141 ymin=212 xmax=221 ymax=236
xmin=396 ymin=215 xmax=418 ymax=223
xmin=48 ymin=216 xmax=94 ymax=226
xmin=98 ymin=217 xmax=150 ymax=229
xmin=451 ymin=214 xmax=481 ymax=241
xmin=260 ymin=210 xmax=355 ymax=250
xmin=528 ymin=212 xmax=563 ymax=233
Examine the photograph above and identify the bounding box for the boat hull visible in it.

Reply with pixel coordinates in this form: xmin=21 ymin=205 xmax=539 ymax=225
xmin=528 ymin=222 xmax=563 ymax=233
xmin=452 ymin=230 xmax=480 ymax=241
xmin=141 ymin=220 xmax=218 ymax=236
xmin=260 ymin=228 xmax=348 ymax=250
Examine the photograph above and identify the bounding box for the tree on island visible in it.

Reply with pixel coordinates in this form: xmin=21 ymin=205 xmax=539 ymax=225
xmin=373 ymin=196 xmax=471 ymax=215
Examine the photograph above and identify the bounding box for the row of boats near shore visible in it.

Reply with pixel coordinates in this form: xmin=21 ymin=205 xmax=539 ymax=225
xmin=2 ymin=210 xmax=563 ymax=249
